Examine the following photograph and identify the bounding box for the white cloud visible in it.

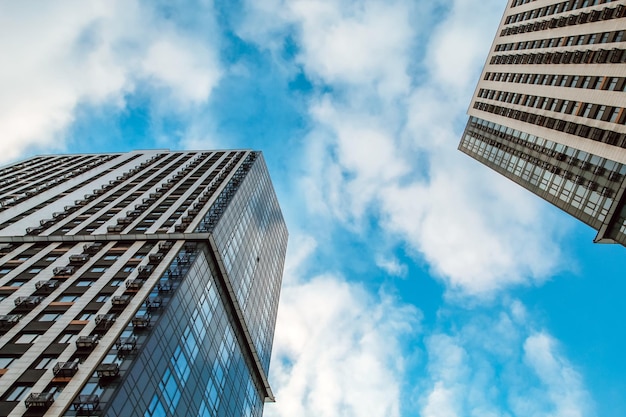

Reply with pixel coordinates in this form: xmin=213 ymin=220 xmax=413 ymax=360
xmin=267 ymin=234 xmax=420 ymax=417
xmin=419 ymin=301 xmax=595 ymax=417
xmin=238 ymin=0 xmax=569 ymax=297
xmin=375 ymin=255 xmax=408 ymax=278
xmin=522 ymin=333 xmax=592 ymax=417
xmin=0 ymin=0 xmax=221 ymax=163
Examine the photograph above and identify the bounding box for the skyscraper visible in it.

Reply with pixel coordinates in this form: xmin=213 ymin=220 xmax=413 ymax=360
xmin=0 ymin=150 xmax=288 ymax=417
xmin=458 ymin=0 xmax=626 ymax=245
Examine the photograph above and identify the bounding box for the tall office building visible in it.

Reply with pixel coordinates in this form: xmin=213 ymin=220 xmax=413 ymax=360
xmin=459 ymin=0 xmax=626 ymax=245
xmin=0 ymin=150 xmax=288 ymax=417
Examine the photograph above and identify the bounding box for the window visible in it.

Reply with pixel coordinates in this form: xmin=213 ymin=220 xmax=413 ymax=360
xmin=95 ymin=295 xmax=109 ymax=303
xmin=77 ymin=312 xmax=94 ymax=320
xmin=4 ymin=385 xmax=31 ymax=401
xmin=591 ymin=77 xmax=603 ymax=89
xmin=109 ymin=279 xmax=124 ymax=287
xmin=56 ymin=295 xmax=79 ymax=302
xmin=0 ymin=357 xmax=15 ymax=368
xmin=0 ymin=267 xmax=13 ymax=274
xmin=90 ymin=267 xmax=107 ymax=273
xmin=28 ymin=267 xmax=43 ymax=274
xmin=76 ymin=280 xmax=94 ymax=287
xmin=15 ymin=333 xmax=40 ymax=344
xmin=56 ymin=333 xmax=76 ymax=344
xmin=600 ymin=32 xmax=610 ymax=43
xmin=8 ymin=279 xmax=27 ymax=287
xmin=103 ymin=255 xmax=119 ymax=261
xmin=33 ymin=356 xmax=56 ymax=370
xmin=45 ymin=255 xmax=59 ymax=262
xmin=38 ymin=313 xmax=62 ymax=322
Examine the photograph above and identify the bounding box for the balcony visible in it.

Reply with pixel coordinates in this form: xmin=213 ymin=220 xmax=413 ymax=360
xmin=157 ymin=280 xmax=172 ymax=293
xmin=116 ymin=336 xmax=137 ymax=354
xmin=26 ymin=225 xmax=43 ymax=235
xmin=53 ymin=266 xmax=76 ymax=277
xmin=96 ymin=363 xmax=120 ymax=378
xmin=53 ymin=360 xmax=79 ymax=378
xmin=0 ymin=314 xmax=21 ymax=330
xmin=69 ymin=254 xmax=90 ymax=264
xmin=107 ymin=225 xmax=123 ymax=233
xmin=76 ymin=335 xmax=99 ymax=350
xmin=24 ymin=392 xmax=54 ymax=409
xmin=39 ymin=218 xmax=54 ymax=227
xmin=111 ymin=295 xmax=132 ymax=308
xmin=116 ymin=217 xmax=132 ymax=225
xmin=14 ymin=296 xmax=44 ymax=311
xmin=158 ymin=242 xmax=173 ymax=252
xmin=131 ymin=312 xmax=151 ymax=329
xmin=35 ymin=280 xmax=59 ymax=294
xmin=83 ymin=242 xmax=103 ymax=254
xmin=137 ymin=265 xmax=154 ymax=277
xmin=146 ymin=297 xmax=162 ymax=311
xmin=125 ymin=278 xmax=144 ymax=290
xmin=94 ymin=314 xmax=116 ymax=330
xmin=148 ymin=253 xmax=163 ymax=264
xmin=126 ymin=209 xmax=141 ymax=217
xmin=72 ymin=394 xmax=100 ymax=414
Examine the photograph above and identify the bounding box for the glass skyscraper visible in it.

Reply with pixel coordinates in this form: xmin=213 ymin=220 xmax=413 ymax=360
xmin=459 ymin=0 xmax=626 ymax=246
xmin=0 ymin=150 xmax=288 ymax=417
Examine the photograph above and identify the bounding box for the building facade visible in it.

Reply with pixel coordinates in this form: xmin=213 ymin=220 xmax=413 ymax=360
xmin=459 ymin=0 xmax=626 ymax=245
xmin=0 ymin=150 xmax=288 ymax=417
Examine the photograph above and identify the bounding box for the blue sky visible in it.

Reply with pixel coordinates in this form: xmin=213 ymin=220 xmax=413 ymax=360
xmin=1 ymin=0 xmax=625 ymax=416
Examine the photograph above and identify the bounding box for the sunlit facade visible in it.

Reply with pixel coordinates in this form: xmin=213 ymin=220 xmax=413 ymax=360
xmin=459 ymin=0 xmax=626 ymax=245
xmin=0 ymin=150 xmax=288 ymax=417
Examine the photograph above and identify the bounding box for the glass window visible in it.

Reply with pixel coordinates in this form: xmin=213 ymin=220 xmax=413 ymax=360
xmin=8 ymin=280 xmax=27 ymax=287
xmin=90 ymin=267 xmax=107 ymax=273
xmin=0 ymin=357 xmax=15 ymax=368
xmin=38 ymin=313 xmax=62 ymax=322
xmin=33 ymin=356 xmax=56 ymax=370
xmin=95 ymin=295 xmax=109 ymax=302
xmin=15 ymin=333 xmax=40 ymax=344
xmin=56 ymin=295 xmax=79 ymax=302
xmin=145 ymin=395 xmax=167 ymax=417
xmin=77 ymin=312 xmax=94 ymax=320
xmin=76 ymin=280 xmax=94 ymax=287
xmin=5 ymin=385 xmax=31 ymax=401
xmin=103 ymin=255 xmax=119 ymax=261
xmin=56 ymin=333 xmax=76 ymax=344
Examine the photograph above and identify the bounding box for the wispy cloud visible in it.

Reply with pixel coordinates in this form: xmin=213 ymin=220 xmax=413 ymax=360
xmin=0 ymin=0 xmax=221 ymax=162
xmin=267 ymin=234 xmax=421 ymax=417
xmin=419 ymin=301 xmax=594 ymax=417
xmin=237 ymin=0 xmax=567 ymax=297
